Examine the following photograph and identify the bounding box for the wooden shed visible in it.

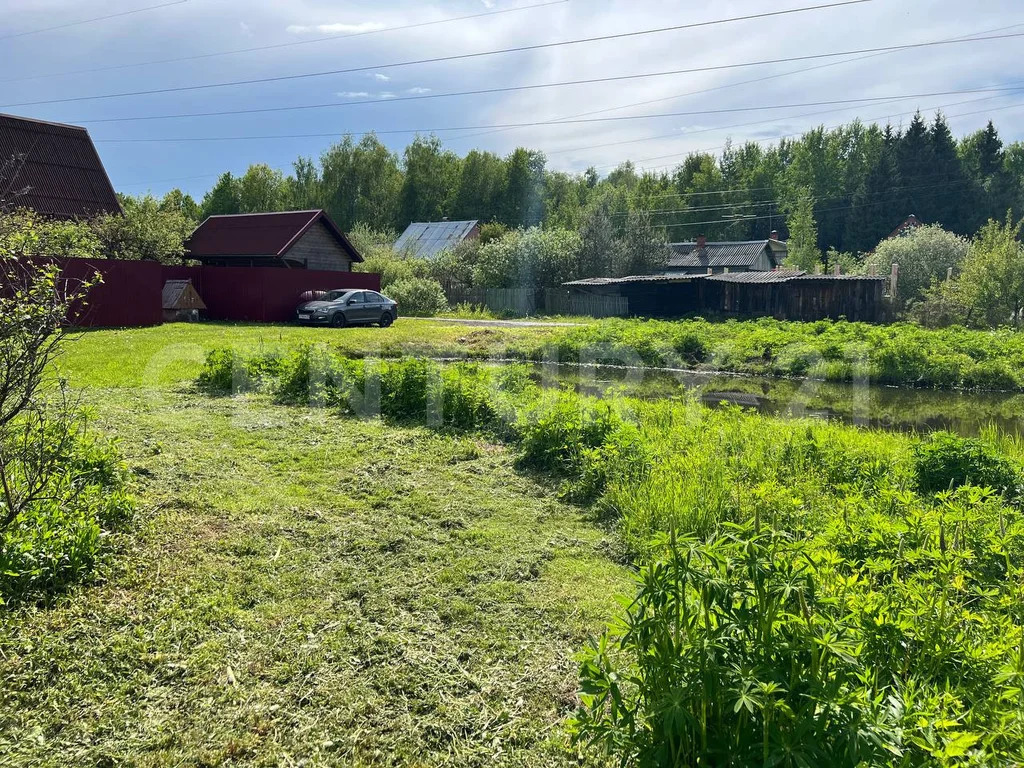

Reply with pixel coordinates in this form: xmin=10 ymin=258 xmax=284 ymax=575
xmin=162 ymin=279 xmax=206 ymax=322
xmin=184 ymin=210 xmax=363 ymax=271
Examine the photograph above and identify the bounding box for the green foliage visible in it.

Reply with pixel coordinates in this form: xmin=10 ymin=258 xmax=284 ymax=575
xmin=477 ymin=221 xmax=509 ymax=245
xmin=913 ymin=431 xmax=1019 ymax=496
xmin=865 ymin=224 xmax=970 ymax=309
xmin=199 ymin=172 xmax=242 ymax=218
xmin=0 ymin=208 xmax=102 ymax=259
xmin=784 ymin=187 xmax=822 ymax=271
xmin=320 ymin=135 xmax=402 ymax=231
xmin=193 ymin=114 xmax=1024 ymax=255
xmin=194 ymin=349 xmax=1024 ymax=764
xmin=0 ymin=427 xmax=133 ymax=603
xmin=159 ymin=188 xmax=200 ymax=222
xmin=473 ymin=227 xmax=583 ymax=290
xmin=573 ymin=527 xmax=894 ymax=767
xmin=957 ymin=214 xmax=1024 ymax=327
xmin=385 ymin=276 xmax=448 ymax=317
xmin=94 ymin=194 xmax=193 ymax=264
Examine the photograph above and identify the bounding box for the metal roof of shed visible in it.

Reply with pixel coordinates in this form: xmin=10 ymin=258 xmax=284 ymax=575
xmin=667 ymin=240 xmax=783 ymax=269
xmin=705 ymin=270 xmax=806 ymax=284
xmin=395 ymin=220 xmax=478 ymax=259
xmin=0 ymin=113 xmax=121 ymax=219
xmin=565 ymin=274 xmax=707 ymax=287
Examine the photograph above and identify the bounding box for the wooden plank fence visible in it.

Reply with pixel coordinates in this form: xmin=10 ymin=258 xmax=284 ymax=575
xmin=441 ymin=282 xmax=629 ymax=318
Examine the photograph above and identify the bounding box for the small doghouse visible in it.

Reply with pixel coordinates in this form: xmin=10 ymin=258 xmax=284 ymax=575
xmin=162 ymin=279 xmax=206 ymax=322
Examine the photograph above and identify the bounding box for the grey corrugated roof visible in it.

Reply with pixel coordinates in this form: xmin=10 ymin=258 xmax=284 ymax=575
xmin=706 ymin=269 xmax=805 ymax=284
xmin=795 ymin=274 xmax=887 ymax=281
xmin=565 ymin=274 xmax=706 ymax=287
xmin=667 ymin=240 xmax=780 ymax=269
xmin=395 ymin=220 xmax=479 ymax=259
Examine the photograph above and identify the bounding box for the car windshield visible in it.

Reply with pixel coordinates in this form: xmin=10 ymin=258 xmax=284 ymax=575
xmin=324 ymin=290 xmax=350 ymax=301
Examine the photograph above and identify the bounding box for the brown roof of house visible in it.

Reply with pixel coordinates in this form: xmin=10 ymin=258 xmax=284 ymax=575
xmin=185 ymin=209 xmax=363 ymax=262
xmin=0 ymin=113 xmax=121 ymax=218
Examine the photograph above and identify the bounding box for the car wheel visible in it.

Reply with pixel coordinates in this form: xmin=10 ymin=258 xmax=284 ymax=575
xmin=330 ymin=312 xmax=347 ymax=328
xmin=379 ymin=312 xmax=394 ymax=328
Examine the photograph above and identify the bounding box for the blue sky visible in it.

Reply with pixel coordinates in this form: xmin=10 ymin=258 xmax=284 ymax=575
xmin=2 ymin=0 xmax=1023 ymax=201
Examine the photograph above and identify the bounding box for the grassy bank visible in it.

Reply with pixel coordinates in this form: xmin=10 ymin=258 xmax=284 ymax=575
xmin=1 ymin=359 xmax=629 ymax=765
xmin=201 ymin=346 xmax=1024 ymax=764
xmin=61 ymin=316 xmax=1024 ymax=394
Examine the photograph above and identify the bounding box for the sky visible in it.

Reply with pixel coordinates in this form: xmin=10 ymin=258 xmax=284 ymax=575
xmin=2 ymin=0 xmax=1023 ymax=201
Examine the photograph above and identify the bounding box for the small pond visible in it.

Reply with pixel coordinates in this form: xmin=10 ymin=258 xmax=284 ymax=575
xmin=523 ymin=363 xmax=1024 ymax=438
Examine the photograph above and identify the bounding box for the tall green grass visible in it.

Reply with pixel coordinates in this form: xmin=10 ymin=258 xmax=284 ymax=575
xmin=197 ymin=346 xmax=1024 ymax=764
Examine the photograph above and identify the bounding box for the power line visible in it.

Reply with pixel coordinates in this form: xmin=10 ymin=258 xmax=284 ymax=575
xmin=620 ymin=94 xmax=1024 ymax=173
xmin=0 ymin=0 xmax=873 ymax=109
xmin=578 ymin=89 xmax=1019 ymax=169
xmin=644 ymin=183 xmax=981 ymax=229
xmin=0 ymin=0 xmax=188 ymax=41
xmin=87 ymin=87 xmax=1024 ymax=142
xmin=448 ymin=20 xmax=1024 ymax=146
xmin=66 ymin=65 xmax=1024 ymax=126
xmin=448 ymin=21 xmax=1024 ymax=151
xmin=613 ymin=176 xmax=979 ymax=218
xmin=0 ymin=0 xmax=569 ymax=85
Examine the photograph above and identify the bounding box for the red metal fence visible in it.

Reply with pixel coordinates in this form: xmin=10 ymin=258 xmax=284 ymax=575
xmin=52 ymin=258 xmax=381 ymax=327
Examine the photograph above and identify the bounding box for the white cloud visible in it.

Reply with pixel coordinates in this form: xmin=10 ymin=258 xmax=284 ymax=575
xmin=407 ymin=87 xmax=431 ymax=95
xmin=336 ymin=91 xmax=371 ymax=99
xmin=238 ymin=21 xmax=253 ymax=38
xmin=373 ymin=73 xmax=391 ymax=82
xmin=378 ymin=92 xmax=396 ymax=100
xmin=286 ymin=21 xmax=385 ymax=35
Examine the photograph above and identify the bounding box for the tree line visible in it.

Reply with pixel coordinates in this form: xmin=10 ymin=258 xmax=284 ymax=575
xmin=172 ymin=112 xmax=1023 ymax=256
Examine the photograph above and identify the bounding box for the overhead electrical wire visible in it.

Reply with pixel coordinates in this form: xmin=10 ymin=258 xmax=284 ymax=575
xmin=448 ymin=20 xmax=1024 ymax=146
xmin=0 ymin=0 xmax=188 ymax=41
xmin=619 ymin=95 xmax=1024 ymax=174
xmin=0 ymin=0 xmax=876 ymax=109
xmin=644 ymin=183 xmax=987 ymax=230
xmin=87 ymin=87 xmax=1024 ymax=143
xmin=0 ymin=0 xmax=570 ymax=85
xmin=611 ymin=176 xmax=979 ymax=219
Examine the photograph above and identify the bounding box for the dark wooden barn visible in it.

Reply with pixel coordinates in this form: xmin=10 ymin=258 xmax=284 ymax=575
xmin=0 ymin=113 xmax=121 ymax=218
xmin=564 ymin=275 xmax=706 ymax=317
xmin=565 ymin=270 xmax=889 ymax=322
xmin=185 ymin=210 xmax=363 ymax=271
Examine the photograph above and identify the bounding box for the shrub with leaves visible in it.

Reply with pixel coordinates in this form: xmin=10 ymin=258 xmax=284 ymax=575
xmin=385 ymin=276 xmax=449 ymax=317
xmin=913 ymin=431 xmax=1019 ymax=496
xmin=572 ymin=526 xmax=894 ymax=767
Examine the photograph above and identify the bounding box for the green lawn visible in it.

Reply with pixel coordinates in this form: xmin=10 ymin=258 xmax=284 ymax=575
xmin=58 ymin=320 xmax=563 ymax=389
xmin=1 ymin=324 xmax=628 ymax=766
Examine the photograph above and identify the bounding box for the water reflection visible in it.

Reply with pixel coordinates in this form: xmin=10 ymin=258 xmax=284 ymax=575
xmin=527 ymin=363 xmax=1024 ymax=438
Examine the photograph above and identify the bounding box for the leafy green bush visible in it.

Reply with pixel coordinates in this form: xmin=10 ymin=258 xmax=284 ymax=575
xmin=385 ymin=277 xmax=449 ymax=317
xmin=196 ymin=348 xmax=286 ymax=394
xmin=574 ymin=520 xmax=1024 ymax=766
xmin=0 ymin=428 xmax=133 ymax=603
xmin=913 ymin=431 xmax=1019 ymax=496
xmin=572 ymin=527 xmax=893 ymax=767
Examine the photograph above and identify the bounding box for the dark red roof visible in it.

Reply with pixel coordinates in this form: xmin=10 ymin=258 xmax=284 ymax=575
xmin=0 ymin=113 xmax=121 ymax=219
xmin=185 ymin=210 xmax=362 ymax=262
